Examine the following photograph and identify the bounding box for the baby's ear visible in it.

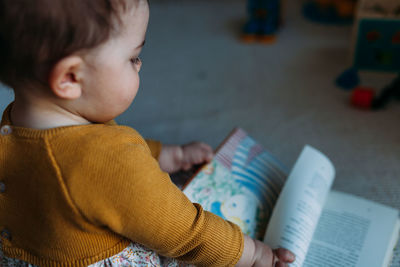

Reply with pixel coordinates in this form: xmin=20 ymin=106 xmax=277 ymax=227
xmin=48 ymin=56 xmax=83 ymax=100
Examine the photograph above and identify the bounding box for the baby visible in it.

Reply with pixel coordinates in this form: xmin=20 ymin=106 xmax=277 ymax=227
xmin=0 ymin=0 xmax=294 ymax=266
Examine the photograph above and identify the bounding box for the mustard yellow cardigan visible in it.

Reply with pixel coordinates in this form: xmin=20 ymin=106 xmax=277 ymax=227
xmin=0 ymin=104 xmax=243 ymax=266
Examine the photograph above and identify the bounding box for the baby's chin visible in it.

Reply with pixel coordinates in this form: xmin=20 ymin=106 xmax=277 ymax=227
xmin=84 ymin=113 xmax=119 ymax=124
xmin=85 ymin=105 xmax=131 ymax=124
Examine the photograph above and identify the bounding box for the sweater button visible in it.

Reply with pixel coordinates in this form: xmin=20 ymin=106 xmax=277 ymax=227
xmin=0 ymin=125 xmax=12 ymax=135
xmin=0 ymin=181 xmax=5 ymax=193
xmin=1 ymin=229 xmax=11 ymax=241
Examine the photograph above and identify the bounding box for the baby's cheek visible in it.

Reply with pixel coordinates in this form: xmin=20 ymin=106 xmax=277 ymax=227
xmin=119 ymin=84 xmax=138 ymax=108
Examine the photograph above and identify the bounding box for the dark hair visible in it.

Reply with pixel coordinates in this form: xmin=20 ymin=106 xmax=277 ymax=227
xmin=0 ymin=0 xmax=128 ymax=89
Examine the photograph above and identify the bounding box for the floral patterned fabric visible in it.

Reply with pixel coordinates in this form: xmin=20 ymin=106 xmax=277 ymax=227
xmin=0 ymin=241 xmax=195 ymax=267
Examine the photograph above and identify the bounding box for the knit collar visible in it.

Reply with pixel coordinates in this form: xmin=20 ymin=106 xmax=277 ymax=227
xmin=0 ymin=102 xmax=116 ymax=139
xmin=0 ymin=102 xmax=119 ymax=139
xmin=1 ymin=102 xmax=77 ymax=138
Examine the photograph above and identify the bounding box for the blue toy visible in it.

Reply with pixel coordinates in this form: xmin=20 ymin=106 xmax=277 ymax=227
xmin=242 ymin=0 xmax=282 ymax=43
xmin=353 ymin=19 xmax=400 ymax=72
xmin=336 ymin=68 xmax=361 ymax=89
xmin=336 ymin=0 xmax=400 ymax=90
xmin=303 ymin=0 xmax=356 ymax=25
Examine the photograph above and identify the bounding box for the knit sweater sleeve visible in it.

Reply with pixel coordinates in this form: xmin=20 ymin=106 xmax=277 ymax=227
xmin=60 ymin=127 xmax=243 ymax=266
xmin=104 ymin=120 xmax=162 ymax=159
xmin=144 ymin=139 xmax=162 ymax=159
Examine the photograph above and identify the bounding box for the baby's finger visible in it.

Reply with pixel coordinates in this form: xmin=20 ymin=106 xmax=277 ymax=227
xmin=274 ymin=248 xmax=296 ymax=262
xmin=204 ymin=150 xmax=213 ymax=162
xmin=275 ymin=261 xmax=289 ymax=267
xmin=273 ymin=248 xmax=295 ymax=263
xmin=199 ymin=143 xmax=213 ymax=161
xmin=199 ymin=142 xmax=213 ymax=152
xmin=182 ymin=163 xmax=192 ymax=171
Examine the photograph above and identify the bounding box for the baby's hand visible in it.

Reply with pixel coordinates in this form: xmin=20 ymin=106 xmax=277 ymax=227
xmin=236 ymin=235 xmax=295 ymax=267
xmin=158 ymin=142 xmax=213 ymax=173
xmin=181 ymin=142 xmax=213 ymax=170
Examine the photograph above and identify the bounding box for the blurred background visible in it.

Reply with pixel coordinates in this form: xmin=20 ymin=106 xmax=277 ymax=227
xmin=1 ymin=0 xmax=399 ymax=208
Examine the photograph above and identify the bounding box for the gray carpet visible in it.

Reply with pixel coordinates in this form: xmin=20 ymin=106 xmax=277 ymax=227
xmin=1 ymin=0 xmax=400 ymax=212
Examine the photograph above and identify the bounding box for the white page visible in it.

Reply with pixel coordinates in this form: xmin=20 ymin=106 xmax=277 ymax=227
xmin=390 ymin=241 xmax=400 ymax=267
xmin=303 ymin=191 xmax=400 ymax=267
xmin=263 ymin=146 xmax=335 ymax=267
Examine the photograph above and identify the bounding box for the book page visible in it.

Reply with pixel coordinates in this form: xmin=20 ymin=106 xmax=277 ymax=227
xmin=183 ymin=129 xmax=287 ymax=239
xmin=263 ymin=146 xmax=335 ymax=267
xmin=390 ymin=242 xmax=400 ymax=267
xmin=339 ymin=166 xmax=400 ymax=267
xmin=303 ymin=191 xmax=400 ymax=267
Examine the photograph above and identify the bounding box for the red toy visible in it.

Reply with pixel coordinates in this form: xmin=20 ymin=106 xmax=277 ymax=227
xmin=351 ymin=87 xmax=375 ymax=109
xmin=350 ymin=75 xmax=400 ymax=110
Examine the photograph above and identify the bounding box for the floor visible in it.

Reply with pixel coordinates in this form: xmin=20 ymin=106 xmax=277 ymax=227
xmin=1 ymin=0 xmax=400 ymax=224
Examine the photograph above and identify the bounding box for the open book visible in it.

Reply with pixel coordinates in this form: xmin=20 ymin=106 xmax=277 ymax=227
xmin=182 ymin=128 xmax=400 ymax=267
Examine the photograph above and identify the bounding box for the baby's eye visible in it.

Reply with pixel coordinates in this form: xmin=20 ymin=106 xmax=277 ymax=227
xmin=130 ymin=57 xmax=142 ymax=65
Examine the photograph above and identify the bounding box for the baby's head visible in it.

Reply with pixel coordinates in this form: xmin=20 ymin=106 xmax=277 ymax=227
xmin=0 ymin=0 xmax=149 ymax=123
